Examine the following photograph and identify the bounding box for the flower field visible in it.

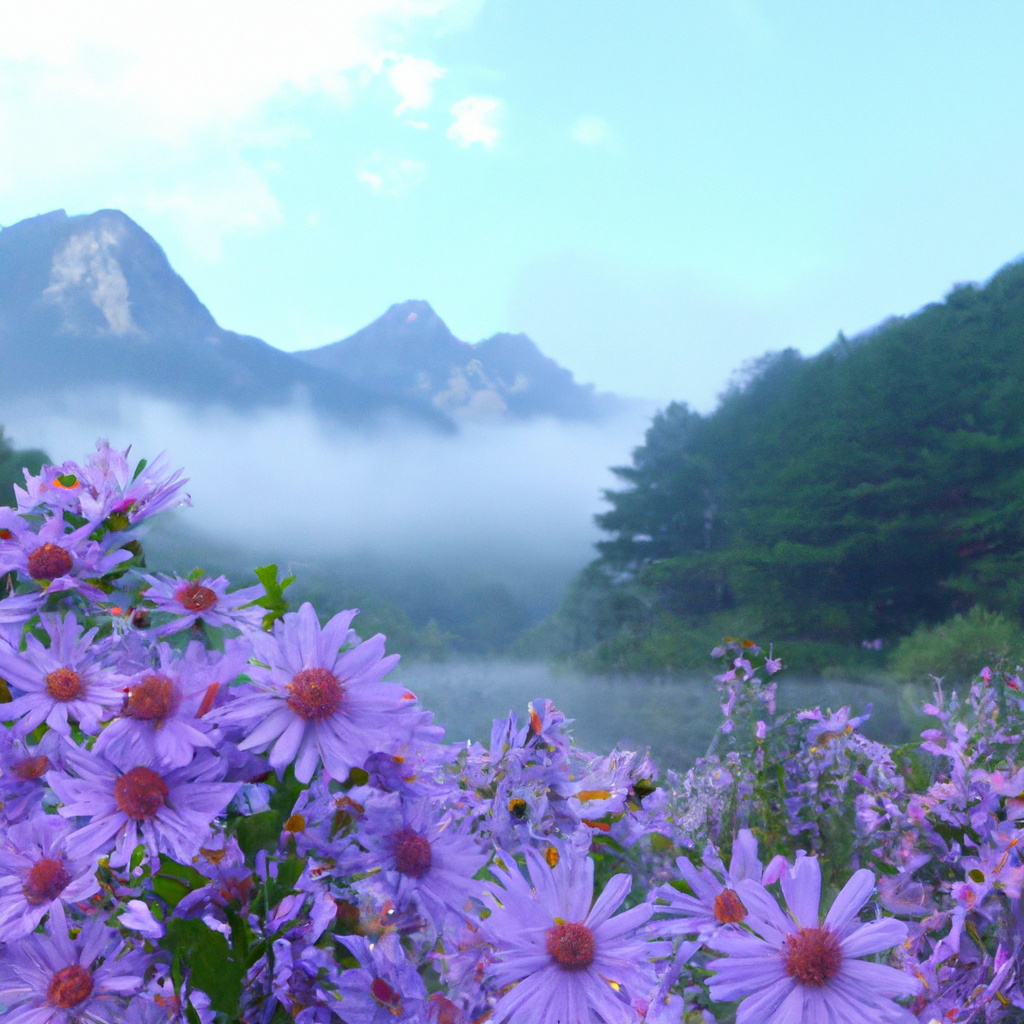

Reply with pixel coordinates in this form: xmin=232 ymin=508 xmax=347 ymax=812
xmin=0 ymin=441 xmax=1020 ymax=1023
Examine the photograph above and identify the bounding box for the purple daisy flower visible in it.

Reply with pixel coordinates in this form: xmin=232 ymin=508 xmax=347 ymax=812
xmin=0 ymin=729 xmax=64 ymax=824
xmin=0 ymin=813 xmax=101 ymax=939
xmin=649 ymin=828 xmax=786 ymax=942
xmin=12 ymin=458 xmax=91 ymax=515
xmin=17 ymin=442 xmax=190 ymax=527
xmin=0 ymin=612 xmax=125 ymax=737
xmin=174 ymin=834 xmax=255 ymax=933
xmin=481 ymin=840 xmax=668 ymax=1024
xmin=0 ymin=510 xmax=133 ymax=597
xmin=141 ymin=572 xmax=264 ymax=636
xmin=334 ymin=932 xmax=429 ymax=1024
xmin=0 ymin=591 xmax=43 ymax=649
xmin=77 ymin=441 xmax=190 ymax=525
xmin=47 ymin=743 xmax=239 ymax=868
xmin=0 ymin=903 xmax=148 ymax=1024
xmin=705 ymin=854 xmax=921 ymax=1023
xmin=211 ymin=603 xmax=429 ymax=784
xmin=94 ymin=639 xmax=247 ymax=769
xmin=355 ymin=792 xmax=489 ymax=927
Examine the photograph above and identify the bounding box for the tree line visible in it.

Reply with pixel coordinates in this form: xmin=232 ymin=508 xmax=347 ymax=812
xmin=557 ymin=257 xmax=1024 ymax=669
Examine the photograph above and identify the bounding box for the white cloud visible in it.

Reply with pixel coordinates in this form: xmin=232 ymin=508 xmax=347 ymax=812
xmin=388 ymin=56 xmax=446 ymax=115
xmin=446 ymin=96 xmax=500 ymax=148
xmin=571 ymin=115 xmax=612 ymax=147
xmin=44 ymin=229 xmax=136 ymax=335
xmin=356 ymin=156 xmax=428 ymax=197
xmin=0 ymin=2 xmax=466 ymax=141
xmin=3 ymin=393 xmax=651 ymax=584
xmin=143 ymin=168 xmax=284 ymax=261
xmin=0 ymin=1 xmax=477 ymax=251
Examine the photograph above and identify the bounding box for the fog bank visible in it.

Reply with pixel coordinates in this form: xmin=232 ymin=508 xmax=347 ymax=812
xmin=5 ymin=391 xmax=653 ymax=603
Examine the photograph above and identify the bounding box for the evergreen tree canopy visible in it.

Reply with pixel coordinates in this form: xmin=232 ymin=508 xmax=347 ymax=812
xmin=594 ymin=260 xmax=1024 ymax=641
xmin=0 ymin=427 xmax=48 ymax=508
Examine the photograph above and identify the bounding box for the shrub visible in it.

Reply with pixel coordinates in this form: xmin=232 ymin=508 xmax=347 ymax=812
xmin=889 ymin=605 xmax=1024 ymax=682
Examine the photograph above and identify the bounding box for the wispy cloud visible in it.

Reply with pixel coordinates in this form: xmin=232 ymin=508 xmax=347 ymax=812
xmin=0 ymin=1 xmax=475 ymax=252
xmin=388 ymin=56 xmax=446 ymax=116
xmin=143 ymin=166 xmax=284 ymax=260
xmin=571 ymin=115 xmax=613 ymax=147
xmin=446 ymin=96 xmax=501 ymax=148
xmin=356 ymin=157 xmax=428 ymax=197
xmin=2 ymin=393 xmax=652 ymax=590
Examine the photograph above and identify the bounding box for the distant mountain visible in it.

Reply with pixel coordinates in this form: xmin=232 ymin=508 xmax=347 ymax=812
xmin=0 ymin=209 xmax=448 ymax=428
xmin=296 ymin=300 xmax=614 ymax=420
xmin=0 ymin=209 xmax=612 ymax=426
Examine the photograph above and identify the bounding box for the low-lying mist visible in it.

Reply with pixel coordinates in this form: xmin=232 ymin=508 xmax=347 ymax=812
xmin=4 ymin=391 xmax=653 ymax=648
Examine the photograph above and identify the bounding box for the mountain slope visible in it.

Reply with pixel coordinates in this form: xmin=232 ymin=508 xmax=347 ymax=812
xmin=297 ymin=299 xmax=613 ymax=420
xmin=0 ymin=209 xmax=449 ymax=428
xmin=563 ymin=259 xmax=1024 ymax=660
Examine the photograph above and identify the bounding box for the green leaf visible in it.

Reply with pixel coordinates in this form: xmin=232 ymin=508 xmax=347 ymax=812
xmin=161 ymin=918 xmax=244 ymax=1018
xmin=275 ymin=853 xmax=306 ymax=894
xmin=222 ymin=904 xmax=256 ymax=969
xmin=131 ymin=457 xmax=148 ymax=482
xmin=268 ymin=765 xmax=307 ymax=818
xmin=158 ymin=855 xmax=209 ymax=890
xmin=231 ymin=810 xmax=281 ymax=861
xmin=152 ymin=874 xmax=192 ymax=910
xmin=249 ymin=564 xmax=296 ymax=630
xmin=129 ymin=844 xmax=148 ymax=874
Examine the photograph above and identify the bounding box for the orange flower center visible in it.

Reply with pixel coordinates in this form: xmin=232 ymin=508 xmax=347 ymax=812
xmin=123 ymin=675 xmax=174 ymax=720
xmin=45 ymin=668 xmax=82 ymax=702
xmin=24 ymin=857 xmax=73 ymax=905
xmin=27 ymin=543 xmax=73 ymax=581
xmin=784 ymin=926 xmax=843 ymax=987
xmin=114 ymin=766 xmax=169 ymax=820
xmin=47 ymin=964 xmax=94 ymax=1008
xmin=545 ymin=921 xmax=596 ymax=970
xmin=176 ymin=581 xmax=218 ymax=613
xmin=286 ymin=668 xmax=343 ymax=721
xmin=713 ymin=887 xmax=747 ymax=923
xmin=392 ymin=828 xmax=432 ymax=877
xmin=11 ymin=754 xmax=50 ymax=779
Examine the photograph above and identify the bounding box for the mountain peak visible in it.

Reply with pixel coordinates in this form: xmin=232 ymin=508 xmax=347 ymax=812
xmin=0 ymin=207 xmax=614 ymax=427
xmin=298 ymin=305 xmax=612 ymax=421
xmin=0 ymin=209 xmax=450 ymax=429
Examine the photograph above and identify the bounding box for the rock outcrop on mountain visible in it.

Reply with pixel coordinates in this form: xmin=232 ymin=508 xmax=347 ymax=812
xmin=0 ymin=208 xmax=614 ymax=427
xmin=296 ymin=300 xmax=613 ymax=420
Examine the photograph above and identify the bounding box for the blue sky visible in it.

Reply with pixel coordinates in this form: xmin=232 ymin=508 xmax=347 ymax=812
xmin=2 ymin=1 xmax=1024 ymax=408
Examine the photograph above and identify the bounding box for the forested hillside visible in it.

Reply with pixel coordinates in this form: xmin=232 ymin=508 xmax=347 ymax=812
xmin=558 ymin=259 xmax=1024 ymax=669
xmin=0 ymin=429 xmax=46 ymax=507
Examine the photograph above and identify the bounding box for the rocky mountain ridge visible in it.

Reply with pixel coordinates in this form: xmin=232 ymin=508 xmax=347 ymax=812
xmin=0 ymin=209 xmax=612 ymax=427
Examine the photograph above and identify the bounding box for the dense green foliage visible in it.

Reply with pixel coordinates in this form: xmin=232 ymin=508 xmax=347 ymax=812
xmin=0 ymin=426 xmax=47 ymax=507
xmin=889 ymin=606 xmax=1024 ymax=683
xmin=563 ymin=259 xmax=1024 ymax=668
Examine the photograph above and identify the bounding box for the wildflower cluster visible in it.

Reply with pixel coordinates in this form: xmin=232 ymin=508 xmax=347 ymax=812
xmin=0 ymin=444 xmax=1018 ymax=1023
